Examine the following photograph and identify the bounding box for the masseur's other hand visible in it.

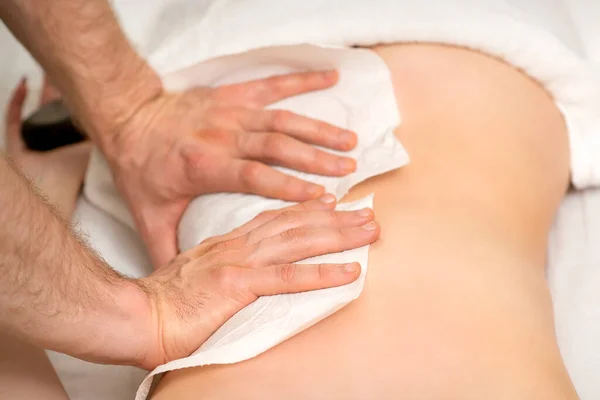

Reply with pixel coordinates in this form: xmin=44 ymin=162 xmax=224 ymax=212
xmin=108 ymin=71 xmax=358 ymax=268
xmin=136 ymin=195 xmax=378 ymax=369
xmin=5 ymin=77 xmax=91 ymax=216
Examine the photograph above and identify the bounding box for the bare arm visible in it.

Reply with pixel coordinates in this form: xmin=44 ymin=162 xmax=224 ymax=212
xmin=0 ymin=77 xmax=78 ymax=400
xmin=0 ymin=0 xmax=162 ymax=154
xmin=0 ymin=146 xmax=376 ymax=370
xmin=0 ymin=155 xmax=376 ymax=368
xmin=0 ymin=154 xmax=151 ymax=365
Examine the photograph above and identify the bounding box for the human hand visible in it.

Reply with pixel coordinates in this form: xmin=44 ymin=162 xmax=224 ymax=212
xmin=135 ymin=195 xmax=378 ymax=369
xmin=4 ymin=77 xmax=91 ymax=216
xmin=106 ymin=71 xmax=358 ymax=268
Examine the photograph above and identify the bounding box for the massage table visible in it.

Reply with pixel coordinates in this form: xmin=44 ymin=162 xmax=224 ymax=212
xmin=0 ymin=1 xmax=599 ymax=398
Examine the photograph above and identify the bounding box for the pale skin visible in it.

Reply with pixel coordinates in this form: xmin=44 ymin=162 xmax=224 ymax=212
xmin=0 ymin=0 xmax=378 ymax=373
xmin=151 ymin=44 xmax=580 ymax=400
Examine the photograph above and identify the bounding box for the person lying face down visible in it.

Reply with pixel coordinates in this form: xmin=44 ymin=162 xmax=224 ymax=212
xmin=1 ymin=46 xmax=580 ymax=400
xmin=0 ymin=1 xmax=594 ymax=399
xmin=149 ymin=43 xmax=580 ymax=400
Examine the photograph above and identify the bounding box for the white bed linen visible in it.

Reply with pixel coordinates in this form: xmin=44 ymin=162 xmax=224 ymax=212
xmin=0 ymin=1 xmax=599 ymax=399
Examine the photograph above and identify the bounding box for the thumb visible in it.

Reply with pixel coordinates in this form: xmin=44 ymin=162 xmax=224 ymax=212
xmin=146 ymin=228 xmax=179 ymax=270
xmin=141 ymin=212 xmax=180 ymax=270
xmin=245 ymin=262 xmax=361 ymax=297
xmin=5 ymin=77 xmax=28 ymax=154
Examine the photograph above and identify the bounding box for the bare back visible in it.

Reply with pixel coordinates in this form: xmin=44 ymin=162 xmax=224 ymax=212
xmin=151 ymin=44 xmax=575 ymax=400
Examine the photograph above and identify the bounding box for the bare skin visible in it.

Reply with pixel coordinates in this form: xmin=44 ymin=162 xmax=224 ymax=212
xmin=0 ymin=0 xmax=361 ymax=268
xmin=0 ymin=77 xmax=80 ymax=400
xmin=0 ymin=150 xmax=378 ymax=371
xmin=0 ymin=79 xmax=379 ymax=371
xmin=151 ymin=44 xmax=578 ymax=400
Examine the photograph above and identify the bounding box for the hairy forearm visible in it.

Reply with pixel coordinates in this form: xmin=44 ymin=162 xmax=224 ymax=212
xmin=0 ymin=156 xmax=150 ymax=366
xmin=0 ymin=0 xmax=162 ymax=155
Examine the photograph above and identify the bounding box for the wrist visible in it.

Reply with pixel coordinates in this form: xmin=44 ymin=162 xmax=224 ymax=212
xmin=112 ymin=278 xmax=157 ymax=367
xmin=1 ymin=0 xmax=164 ymax=159
xmin=74 ymin=276 xmax=156 ymax=368
xmin=71 ymin=59 xmax=164 ymax=160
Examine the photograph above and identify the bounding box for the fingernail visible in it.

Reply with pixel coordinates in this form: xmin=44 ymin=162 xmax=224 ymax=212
xmin=361 ymin=221 xmax=377 ymax=231
xmin=343 ymin=263 xmax=359 ymax=273
xmin=308 ymin=185 xmax=324 ymax=197
xmin=338 ymin=158 xmax=356 ymax=173
xmin=355 ymin=208 xmax=372 ymax=217
xmin=20 ymin=76 xmax=27 ymax=87
xmin=319 ymin=194 xmax=336 ymax=204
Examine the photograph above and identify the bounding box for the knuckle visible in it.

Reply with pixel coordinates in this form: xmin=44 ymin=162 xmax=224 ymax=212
xmin=212 ymin=265 xmax=240 ymax=288
xmin=336 ymin=226 xmax=349 ymax=238
xmin=194 ymin=238 xmax=217 ymax=255
xmin=312 ymin=229 xmax=341 ymax=252
xmin=295 ymin=200 xmax=313 ymax=211
xmin=280 ymin=227 xmax=308 ymax=243
xmin=240 ymin=161 xmax=263 ymax=188
xmin=213 ymin=86 xmax=235 ymax=102
xmin=278 ymin=264 xmax=297 ymax=283
xmin=244 ymin=230 xmax=259 ymax=246
xmin=270 ymin=110 xmax=292 ymax=130
xmin=329 ymin=210 xmax=341 ymax=222
xmin=199 ymin=235 xmax=219 ymax=247
xmin=276 ymin=210 xmax=297 ymax=225
xmin=207 ymin=237 xmax=243 ymax=253
xmin=312 ymin=148 xmax=332 ymax=164
xmin=336 ymin=227 xmax=353 ymax=242
xmin=256 ymin=210 xmax=275 ymax=221
xmin=243 ymin=243 xmax=261 ymax=268
xmin=212 ymin=108 xmax=239 ymax=128
xmin=317 ymin=264 xmax=329 ymax=281
xmin=235 ymin=129 xmax=250 ymax=151
xmin=264 ymin=134 xmax=286 ymax=155
xmin=204 ymin=250 xmax=227 ymax=266
xmin=181 ymin=144 xmax=211 ymax=174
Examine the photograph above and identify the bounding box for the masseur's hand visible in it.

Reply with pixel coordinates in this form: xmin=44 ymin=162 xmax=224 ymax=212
xmin=109 ymin=71 xmax=358 ymax=268
xmin=135 ymin=195 xmax=378 ymax=370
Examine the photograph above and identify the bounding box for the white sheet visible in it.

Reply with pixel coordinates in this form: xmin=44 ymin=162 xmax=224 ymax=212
xmin=0 ymin=1 xmax=599 ymax=399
